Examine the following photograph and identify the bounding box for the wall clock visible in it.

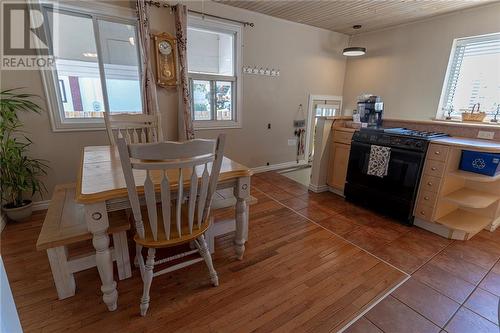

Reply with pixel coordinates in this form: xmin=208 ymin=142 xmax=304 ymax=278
xmin=153 ymin=32 xmax=177 ymax=88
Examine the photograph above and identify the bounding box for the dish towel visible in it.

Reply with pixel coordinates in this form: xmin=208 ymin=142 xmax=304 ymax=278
xmin=367 ymin=145 xmax=391 ymax=178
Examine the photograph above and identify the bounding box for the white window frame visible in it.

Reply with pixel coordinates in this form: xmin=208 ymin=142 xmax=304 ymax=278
xmin=187 ymin=14 xmax=243 ymax=130
xmin=437 ymin=32 xmax=500 ymax=123
xmin=30 ymin=0 xmax=141 ymax=132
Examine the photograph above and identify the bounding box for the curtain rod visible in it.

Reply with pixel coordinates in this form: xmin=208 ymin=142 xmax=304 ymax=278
xmin=145 ymin=1 xmax=255 ymax=27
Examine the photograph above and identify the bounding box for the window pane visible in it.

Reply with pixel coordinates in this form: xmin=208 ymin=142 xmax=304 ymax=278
xmin=98 ymin=20 xmax=142 ymax=114
xmin=216 ymin=81 xmax=233 ymax=120
xmin=452 ymin=53 xmax=500 ymax=113
xmin=47 ymin=11 xmax=105 ymax=119
xmin=187 ymin=27 xmax=234 ymax=76
xmin=444 ymin=35 xmax=500 ymax=117
xmin=192 ymin=80 xmax=212 ymax=121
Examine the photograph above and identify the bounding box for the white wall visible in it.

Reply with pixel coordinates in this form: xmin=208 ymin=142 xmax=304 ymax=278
xmin=1 ymin=0 xmax=347 ymax=200
xmin=185 ymin=1 xmax=348 ymax=167
xmin=342 ymin=2 xmax=500 ymax=121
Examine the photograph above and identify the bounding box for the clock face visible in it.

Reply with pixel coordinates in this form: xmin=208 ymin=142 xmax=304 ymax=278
xmin=159 ymin=41 xmax=172 ymax=55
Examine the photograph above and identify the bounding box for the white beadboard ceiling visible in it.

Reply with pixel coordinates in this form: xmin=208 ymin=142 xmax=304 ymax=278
xmin=215 ymin=0 xmax=497 ymax=34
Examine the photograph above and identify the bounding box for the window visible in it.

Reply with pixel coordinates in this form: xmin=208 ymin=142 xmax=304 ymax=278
xmin=187 ymin=15 xmax=242 ymax=129
xmin=438 ymin=33 xmax=500 ymax=122
xmin=38 ymin=2 xmax=142 ymax=131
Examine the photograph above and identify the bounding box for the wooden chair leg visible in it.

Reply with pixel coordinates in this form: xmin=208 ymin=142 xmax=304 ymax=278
xmin=46 ymin=246 xmax=76 ymax=299
xmin=205 ymin=224 xmax=215 ymax=254
xmin=112 ymin=231 xmax=131 ymax=280
xmin=196 ymin=235 xmax=219 ymax=287
xmin=134 ymin=244 xmax=142 ymax=269
xmin=140 ymin=247 xmax=155 ymax=316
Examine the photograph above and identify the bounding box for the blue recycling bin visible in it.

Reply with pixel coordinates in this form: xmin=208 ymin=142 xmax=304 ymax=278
xmin=459 ymin=150 xmax=500 ymax=177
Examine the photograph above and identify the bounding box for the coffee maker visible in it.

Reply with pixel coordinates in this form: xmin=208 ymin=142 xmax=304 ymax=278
xmin=357 ymin=95 xmax=384 ymax=127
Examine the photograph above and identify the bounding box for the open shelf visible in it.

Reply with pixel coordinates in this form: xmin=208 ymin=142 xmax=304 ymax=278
xmin=450 ymin=170 xmax=500 ymax=183
xmin=443 ymin=188 xmax=499 ymax=209
xmin=436 ymin=209 xmax=492 ymax=234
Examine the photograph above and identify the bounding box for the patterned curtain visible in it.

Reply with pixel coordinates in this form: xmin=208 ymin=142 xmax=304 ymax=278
xmin=175 ymin=4 xmax=195 ymax=140
xmin=136 ymin=0 xmax=160 ymax=117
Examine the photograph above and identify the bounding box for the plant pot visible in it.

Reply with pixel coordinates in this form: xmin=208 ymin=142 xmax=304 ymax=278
xmin=2 ymin=200 xmax=33 ymax=222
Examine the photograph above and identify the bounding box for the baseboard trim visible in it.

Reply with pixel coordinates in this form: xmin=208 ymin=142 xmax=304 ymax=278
xmin=328 ymin=187 xmax=345 ymax=197
xmin=252 ymin=160 xmax=307 ymax=174
xmin=308 ymin=183 xmax=329 ymax=193
xmin=33 ymin=200 xmax=50 ymax=211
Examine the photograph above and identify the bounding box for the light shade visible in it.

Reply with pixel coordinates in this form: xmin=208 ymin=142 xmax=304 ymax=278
xmin=343 ymin=47 xmax=366 ymax=57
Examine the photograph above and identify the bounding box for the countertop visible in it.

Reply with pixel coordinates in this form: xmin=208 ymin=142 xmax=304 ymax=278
xmin=431 ymin=137 xmax=500 ymax=152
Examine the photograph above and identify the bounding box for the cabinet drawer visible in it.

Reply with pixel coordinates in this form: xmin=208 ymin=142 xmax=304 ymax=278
xmin=333 ymin=130 xmax=354 ymax=145
xmin=427 ymin=144 xmax=449 ymax=162
xmin=424 ymin=160 xmax=445 ymax=178
xmin=415 ymin=203 xmax=434 ymax=221
xmin=420 ymin=174 xmax=441 ymax=193
xmin=417 ymin=190 xmax=438 ymax=208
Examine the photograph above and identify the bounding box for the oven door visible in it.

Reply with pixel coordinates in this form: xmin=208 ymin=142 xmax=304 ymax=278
xmin=345 ymin=141 xmax=425 ymax=223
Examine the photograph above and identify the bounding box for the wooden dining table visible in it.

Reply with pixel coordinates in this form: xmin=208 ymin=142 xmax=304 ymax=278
xmin=76 ymin=146 xmax=253 ymax=311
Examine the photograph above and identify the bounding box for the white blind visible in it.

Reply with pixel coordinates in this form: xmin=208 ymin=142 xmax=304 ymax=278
xmin=442 ymin=33 xmax=500 ymax=117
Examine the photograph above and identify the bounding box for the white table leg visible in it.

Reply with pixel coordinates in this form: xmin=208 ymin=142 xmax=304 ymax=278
xmin=112 ymin=231 xmax=132 ymax=280
xmin=46 ymin=246 xmax=75 ymax=299
xmin=85 ymin=202 xmax=118 ymax=311
xmin=233 ymin=176 xmax=250 ymax=260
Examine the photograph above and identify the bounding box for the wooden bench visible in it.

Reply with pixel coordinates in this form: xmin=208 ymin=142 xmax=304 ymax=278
xmin=36 ymin=184 xmax=131 ymax=300
xmin=207 ymin=190 xmax=258 ymax=253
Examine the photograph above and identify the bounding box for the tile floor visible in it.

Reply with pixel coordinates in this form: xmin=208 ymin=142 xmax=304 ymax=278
xmin=252 ymin=171 xmax=500 ymax=333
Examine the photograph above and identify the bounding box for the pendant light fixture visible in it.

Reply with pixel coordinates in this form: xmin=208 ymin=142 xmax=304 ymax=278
xmin=343 ymin=25 xmax=366 ymax=57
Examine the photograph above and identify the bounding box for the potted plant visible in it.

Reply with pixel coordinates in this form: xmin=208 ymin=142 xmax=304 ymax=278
xmin=1 ymin=89 xmax=48 ymax=221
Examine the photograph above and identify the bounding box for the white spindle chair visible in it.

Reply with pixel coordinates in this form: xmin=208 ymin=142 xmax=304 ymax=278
xmin=117 ymin=134 xmax=225 ymax=316
xmin=104 ymin=113 xmax=164 ymax=145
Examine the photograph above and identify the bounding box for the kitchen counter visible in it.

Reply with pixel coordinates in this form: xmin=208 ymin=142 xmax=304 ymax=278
xmin=431 ymin=136 xmax=500 ymax=152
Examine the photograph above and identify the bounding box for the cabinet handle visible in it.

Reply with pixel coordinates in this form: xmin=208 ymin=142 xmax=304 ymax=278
xmin=420 ymin=211 xmax=426 ymax=215
xmin=431 ymin=167 xmax=437 ymax=171
xmin=435 ymin=151 xmax=441 ymax=155
xmin=427 ymin=182 xmax=433 ymax=186
xmin=424 ymin=196 xmax=430 ymax=200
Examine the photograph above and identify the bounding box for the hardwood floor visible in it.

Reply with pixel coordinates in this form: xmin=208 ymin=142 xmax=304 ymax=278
xmin=253 ymin=172 xmax=500 ymax=333
xmin=1 ymin=177 xmax=406 ymax=333
xmin=4 ymin=171 xmax=499 ymax=332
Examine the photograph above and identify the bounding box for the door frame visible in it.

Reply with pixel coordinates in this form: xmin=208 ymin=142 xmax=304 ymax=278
xmin=304 ymin=94 xmax=343 ymax=164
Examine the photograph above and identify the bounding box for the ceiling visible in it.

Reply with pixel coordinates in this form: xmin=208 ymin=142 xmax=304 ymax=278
xmin=215 ymin=0 xmax=497 ymax=35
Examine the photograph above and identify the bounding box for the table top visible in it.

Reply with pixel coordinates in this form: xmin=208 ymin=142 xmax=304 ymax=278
xmin=76 ymin=146 xmax=253 ymax=204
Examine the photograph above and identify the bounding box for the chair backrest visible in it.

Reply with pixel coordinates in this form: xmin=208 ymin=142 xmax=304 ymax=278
xmin=117 ymin=135 xmax=226 ymax=241
xmin=104 ymin=113 xmax=164 ymax=146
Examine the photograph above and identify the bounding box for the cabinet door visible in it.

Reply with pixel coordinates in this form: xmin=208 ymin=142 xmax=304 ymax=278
xmin=327 ymin=143 xmax=351 ymax=191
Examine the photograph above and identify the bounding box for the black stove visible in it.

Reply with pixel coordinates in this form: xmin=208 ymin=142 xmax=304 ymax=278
xmin=353 ymin=127 xmax=448 ymax=152
xmin=344 ymin=128 xmax=449 ymax=225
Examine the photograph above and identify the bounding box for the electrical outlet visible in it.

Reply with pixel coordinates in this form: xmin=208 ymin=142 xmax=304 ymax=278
xmin=478 ymin=131 xmax=495 ymax=140
xmin=288 ymin=139 xmax=297 ymax=146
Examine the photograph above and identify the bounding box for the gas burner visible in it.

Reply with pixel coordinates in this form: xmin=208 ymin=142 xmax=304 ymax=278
xmin=383 ymin=128 xmax=448 ymax=139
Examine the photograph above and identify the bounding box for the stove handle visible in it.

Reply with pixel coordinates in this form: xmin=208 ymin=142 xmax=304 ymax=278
xmin=351 ymin=141 xmax=425 ymax=157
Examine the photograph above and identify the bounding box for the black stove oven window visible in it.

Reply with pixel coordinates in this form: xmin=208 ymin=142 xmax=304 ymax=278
xmin=347 ymin=142 xmax=425 ymax=201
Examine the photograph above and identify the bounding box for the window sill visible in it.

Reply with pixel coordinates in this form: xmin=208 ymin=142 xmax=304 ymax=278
xmin=193 ymin=121 xmax=242 ymax=131
xmin=385 ymin=118 xmax=500 ymax=130
xmin=431 ymin=118 xmax=500 ymax=129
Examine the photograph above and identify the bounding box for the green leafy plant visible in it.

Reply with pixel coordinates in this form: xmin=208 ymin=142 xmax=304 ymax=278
xmin=1 ymin=89 xmax=48 ymax=208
